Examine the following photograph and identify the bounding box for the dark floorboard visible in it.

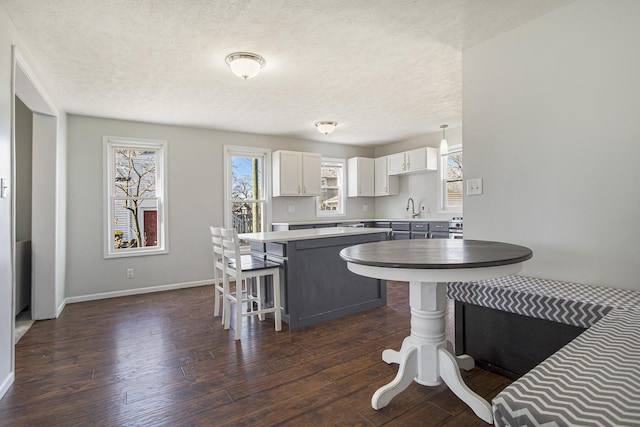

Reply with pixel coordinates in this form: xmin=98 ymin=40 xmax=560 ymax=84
xmin=1 ymin=281 xmax=511 ymax=426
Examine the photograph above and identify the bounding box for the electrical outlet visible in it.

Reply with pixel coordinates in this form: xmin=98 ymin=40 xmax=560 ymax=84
xmin=127 ymin=268 xmax=134 ymax=278
xmin=287 ymin=205 xmax=295 ymax=213
xmin=363 ymin=204 xmax=369 ymax=211
xmin=467 ymin=178 xmax=483 ymax=196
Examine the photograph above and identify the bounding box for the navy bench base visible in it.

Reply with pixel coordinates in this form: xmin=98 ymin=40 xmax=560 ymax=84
xmin=454 ymin=301 xmax=586 ymax=379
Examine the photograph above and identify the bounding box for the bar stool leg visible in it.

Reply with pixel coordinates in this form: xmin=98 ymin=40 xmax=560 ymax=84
xmin=273 ymin=269 xmax=282 ymax=332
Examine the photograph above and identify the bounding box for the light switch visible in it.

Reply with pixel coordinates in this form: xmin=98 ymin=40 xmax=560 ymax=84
xmin=467 ymin=178 xmax=483 ymax=196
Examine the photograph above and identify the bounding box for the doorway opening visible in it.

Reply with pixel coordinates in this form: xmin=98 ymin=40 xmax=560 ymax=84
xmin=13 ymin=96 xmax=33 ymax=343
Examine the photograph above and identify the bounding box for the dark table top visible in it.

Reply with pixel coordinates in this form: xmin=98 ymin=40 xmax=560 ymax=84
xmin=340 ymin=239 xmax=533 ymax=269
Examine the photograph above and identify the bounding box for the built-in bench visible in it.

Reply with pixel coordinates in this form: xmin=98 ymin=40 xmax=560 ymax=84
xmin=447 ymin=275 xmax=640 ymax=426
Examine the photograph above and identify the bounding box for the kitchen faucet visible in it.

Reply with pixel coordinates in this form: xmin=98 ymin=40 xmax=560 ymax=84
xmin=406 ymin=197 xmax=420 ymax=218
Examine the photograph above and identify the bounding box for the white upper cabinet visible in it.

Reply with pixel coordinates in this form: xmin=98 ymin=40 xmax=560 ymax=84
xmin=388 ymin=152 xmax=406 ymax=175
xmin=347 ymin=157 xmax=374 ymax=197
xmin=273 ymin=150 xmax=322 ymax=197
xmin=301 ymin=152 xmax=322 ymax=195
xmin=374 ymin=156 xmax=399 ymax=196
xmin=388 ymin=147 xmax=438 ymax=175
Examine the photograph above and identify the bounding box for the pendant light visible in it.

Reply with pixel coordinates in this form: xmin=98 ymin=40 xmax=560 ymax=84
xmin=225 ymin=52 xmax=266 ymax=80
xmin=440 ymin=124 xmax=449 ymax=155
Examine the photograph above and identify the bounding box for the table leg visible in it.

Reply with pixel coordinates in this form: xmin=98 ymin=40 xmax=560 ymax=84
xmin=372 ymin=345 xmax=418 ymax=410
xmin=372 ymin=281 xmax=493 ymax=424
xmin=439 ymin=348 xmax=493 ymax=423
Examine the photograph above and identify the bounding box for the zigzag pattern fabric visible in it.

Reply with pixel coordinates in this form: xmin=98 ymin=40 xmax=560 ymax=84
xmin=447 ymin=275 xmax=640 ymax=328
xmin=493 ymin=308 xmax=640 ymax=426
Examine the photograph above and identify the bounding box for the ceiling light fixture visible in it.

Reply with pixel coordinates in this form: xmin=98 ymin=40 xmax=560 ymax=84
xmin=315 ymin=121 xmax=337 ymax=135
xmin=440 ymin=124 xmax=449 ymax=155
xmin=225 ymin=52 xmax=266 ymax=80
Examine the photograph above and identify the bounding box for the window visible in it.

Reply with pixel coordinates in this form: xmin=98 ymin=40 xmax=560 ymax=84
xmin=441 ymin=146 xmax=463 ymax=212
xmin=317 ymin=158 xmax=346 ymax=217
xmin=224 ymin=145 xmax=271 ymax=235
xmin=104 ymin=136 xmax=168 ymax=258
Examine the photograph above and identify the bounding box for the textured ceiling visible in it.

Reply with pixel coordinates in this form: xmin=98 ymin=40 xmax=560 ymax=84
xmin=1 ymin=0 xmax=572 ymax=146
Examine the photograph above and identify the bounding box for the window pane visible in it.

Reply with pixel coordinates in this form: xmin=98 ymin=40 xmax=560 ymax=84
xmin=447 ymin=152 xmax=463 ymax=180
xmin=442 ymin=148 xmax=463 ymax=211
xmin=113 ymin=199 xmax=159 ymax=249
xmin=114 ymin=149 xmax=157 ymax=197
xmin=231 ymin=201 xmax=264 ymax=233
xmin=231 ymin=156 xmax=262 ymax=200
xmin=318 ymin=161 xmax=344 ymax=215
xmin=446 ymin=180 xmax=463 ymax=207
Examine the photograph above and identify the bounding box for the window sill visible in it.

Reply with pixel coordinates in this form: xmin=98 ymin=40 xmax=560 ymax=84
xmin=104 ymin=247 xmax=169 ymax=259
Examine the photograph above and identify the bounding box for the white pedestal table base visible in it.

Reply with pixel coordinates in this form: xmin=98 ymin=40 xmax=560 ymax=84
xmin=372 ymin=281 xmax=493 ymax=424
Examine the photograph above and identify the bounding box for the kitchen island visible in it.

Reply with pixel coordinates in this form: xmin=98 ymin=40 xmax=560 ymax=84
xmin=239 ymin=227 xmax=391 ymax=330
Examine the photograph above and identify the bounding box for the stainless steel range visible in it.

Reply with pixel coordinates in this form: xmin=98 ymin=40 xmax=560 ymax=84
xmin=449 ymin=217 xmax=463 ymax=239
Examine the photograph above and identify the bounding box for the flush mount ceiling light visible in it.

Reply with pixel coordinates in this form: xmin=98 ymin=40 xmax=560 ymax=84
xmin=440 ymin=124 xmax=449 ymax=155
xmin=315 ymin=121 xmax=337 ymax=135
xmin=225 ymin=52 xmax=266 ymax=80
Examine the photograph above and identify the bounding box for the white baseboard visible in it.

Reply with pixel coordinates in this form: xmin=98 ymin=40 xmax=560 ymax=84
xmin=0 ymin=372 xmax=15 ymax=400
xmin=56 ymin=299 xmax=66 ymax=317
xmin=64 ymin=280 xmax=214 ymax=305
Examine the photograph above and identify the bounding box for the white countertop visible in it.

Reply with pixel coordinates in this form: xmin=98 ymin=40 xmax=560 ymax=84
xmin=272 ymin=218 xmax=454 ymax=226
xmin=239 ymin=226 xmax=392 ymax=243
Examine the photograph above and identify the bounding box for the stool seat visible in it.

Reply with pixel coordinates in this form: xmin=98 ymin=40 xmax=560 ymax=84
xmin=230 ymin=255 xmax=281 ymax=272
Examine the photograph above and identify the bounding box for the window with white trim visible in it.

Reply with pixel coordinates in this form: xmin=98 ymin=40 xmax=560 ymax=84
xmin=104 ymin=136 xmax=168 ymax=258
xmin=441 ymin=146 xmax=463 ymax=212
xmin=316 ymin=158 xmax=346 ymax=217
xmin=224 ymin=145 xmax=271 ymax=235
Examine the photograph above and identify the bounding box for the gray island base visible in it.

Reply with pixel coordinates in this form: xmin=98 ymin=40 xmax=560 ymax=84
xmin=240 ymin=227 xmax=390 ymax=330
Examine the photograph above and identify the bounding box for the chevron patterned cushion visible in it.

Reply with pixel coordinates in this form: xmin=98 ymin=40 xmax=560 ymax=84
xmin=492 ymin=307 xmax=640 ymax=427
xmin=447 ymin=275 xmax=640 ymax=328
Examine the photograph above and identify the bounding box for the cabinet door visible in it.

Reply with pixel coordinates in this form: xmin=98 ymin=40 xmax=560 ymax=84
xmin=388 ymin=152 xmax=406 ymax=175
xmin=274 ymin=151 xmax=301 ymax=196
xmin=374 ymin=156 xmax=399 ymax=196
xmin=348 ymin=157 xmax=374 ymax=197
xmin=406 ymin=147 xmax=438 ymax=172
xmin=406 ymin=148 xmax=426 ymax=171
xmin=301 ymin=152 xmax=322 ymax=195
xmin=347 ymin=157 xmax=374 ymax=197
xmin=359 ymin=158 xmax=375 ymax=196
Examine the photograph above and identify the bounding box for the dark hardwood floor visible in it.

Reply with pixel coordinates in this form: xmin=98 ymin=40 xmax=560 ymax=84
xmin=1 ymin=282 xmax=511 ymax=426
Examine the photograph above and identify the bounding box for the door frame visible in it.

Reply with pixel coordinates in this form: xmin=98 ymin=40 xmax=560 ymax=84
xmin=10 ymin=46 xmax=63 ymax=368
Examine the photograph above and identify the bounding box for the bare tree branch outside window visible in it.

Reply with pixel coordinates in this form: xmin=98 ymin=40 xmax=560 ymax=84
xmin=113 ymin=149 xmax=157 ymax=248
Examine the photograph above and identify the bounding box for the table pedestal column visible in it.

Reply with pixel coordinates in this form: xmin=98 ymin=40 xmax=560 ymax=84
xmin=372 ymin=281 xmax=493 ymax=424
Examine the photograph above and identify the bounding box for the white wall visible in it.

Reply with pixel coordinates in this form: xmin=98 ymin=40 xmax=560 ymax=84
xmin=0 ymin=4 xmax=64 ymax=399
xmin=15 ymin=97 xmax=31 ymax=242
xmin=66 ymin=115 xmax=375 ymax=299
xmin=374 ymin=127 xmax=462 ymax=220
xmin=0 ymin=9 xmax=15 ymax=397
xmin=463 ymin=0 xmax=640 ymax=290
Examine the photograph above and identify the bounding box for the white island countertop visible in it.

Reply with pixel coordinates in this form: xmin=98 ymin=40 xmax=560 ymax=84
xmin=239 ymin=226 xmax=392 ymax=243
xmin=272 ymin=218 xmax=454 ymax=226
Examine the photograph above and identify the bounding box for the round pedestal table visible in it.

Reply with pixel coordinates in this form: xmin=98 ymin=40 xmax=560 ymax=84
xmin=340 ymin=239 xmax=533 ymax=424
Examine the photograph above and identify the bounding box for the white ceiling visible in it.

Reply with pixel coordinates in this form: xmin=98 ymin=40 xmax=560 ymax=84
xmin=1 ymin=0 xmax=572 ymax=146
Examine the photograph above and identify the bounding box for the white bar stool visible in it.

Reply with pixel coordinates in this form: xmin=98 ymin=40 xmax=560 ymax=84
xmin=220 ymin=228 xmax=282 ymax=340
